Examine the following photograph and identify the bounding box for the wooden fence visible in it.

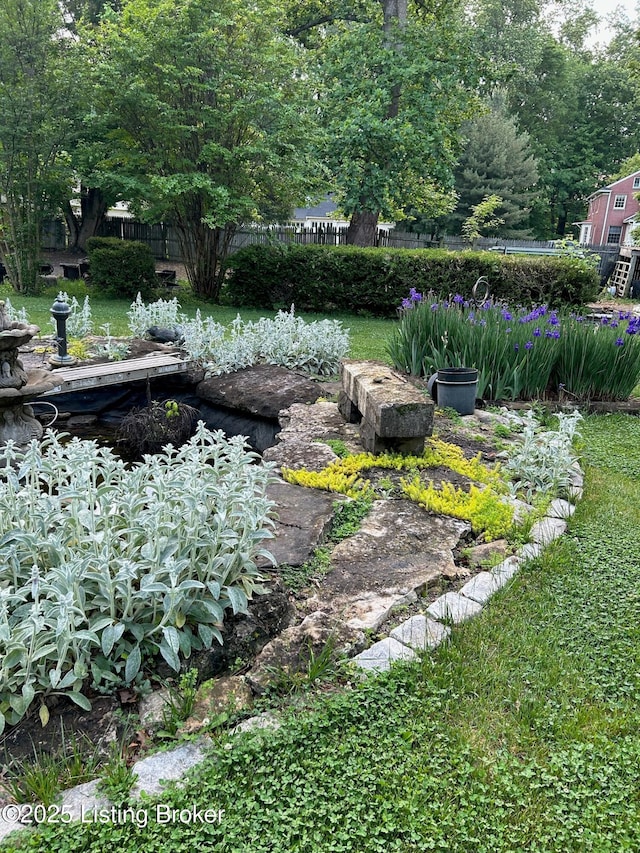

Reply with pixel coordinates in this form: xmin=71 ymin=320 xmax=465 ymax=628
xmin=42 ymin=216 xmax=618 ymax=277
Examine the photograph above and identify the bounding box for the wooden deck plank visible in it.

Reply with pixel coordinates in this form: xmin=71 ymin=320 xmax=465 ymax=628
xmin=43 ymin=354 xmax=191 ymax=395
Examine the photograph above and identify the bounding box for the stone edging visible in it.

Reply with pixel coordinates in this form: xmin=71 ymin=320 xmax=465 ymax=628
xmin=352 ymin=473 xmax=583 ymax=673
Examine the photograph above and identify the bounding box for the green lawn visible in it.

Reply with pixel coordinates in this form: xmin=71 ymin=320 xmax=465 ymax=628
xmin=6 ymin=414 xmax=640 ymax=852
xmin=0 ymin=281 xmax=394 ymax=364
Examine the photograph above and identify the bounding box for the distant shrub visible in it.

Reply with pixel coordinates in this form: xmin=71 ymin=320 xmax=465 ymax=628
xmin=225 ymin=244 xmax=600 ymax=316
xmin=86 ymin=237 xmax=156 ymax=300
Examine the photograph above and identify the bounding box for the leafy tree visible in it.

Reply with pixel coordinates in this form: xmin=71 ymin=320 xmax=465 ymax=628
xmin=447 ymin=99 xmax=539 ymax=236
xmin=319 ymin=0 xmax=480 ymax=246
xmin=513 ymin=38 xmax=640 ymax=237
xmin=62 ymin=0 xmax=121 ymax=26
xmin=0 ymin=0 xmax=76 ymax=293
xmin=88 ymin=0 xmax=320 ymax=299
xmin=610 ymin=153 xmax=640 ymax=181
xmin=460 ymin=193 xmax=504 ymax=245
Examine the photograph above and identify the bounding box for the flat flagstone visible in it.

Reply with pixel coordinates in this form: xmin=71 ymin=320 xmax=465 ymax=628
xmin=389 ymin=615 xmax=451 ymax=650
xmin=353 ymin=637 xmax=417 ymax=672
xmin=459 ymin=571 xmax=502 ymax=605
xmin=426 ymin=592 xmax=483 ymax=625
xmin=530 ymin=517 xmax=567 ymax=546
xmin=548 ymin=498 xmax=575 ymax=519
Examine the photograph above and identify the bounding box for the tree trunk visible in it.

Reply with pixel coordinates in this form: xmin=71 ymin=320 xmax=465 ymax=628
xmin=175 ymin=210 xmax=235 ymax=300
xmin=63 ymin=187 xmax=108 ymax=253
xmin=346 ymin=209 xmax=380 ymax=247
xmin=0 ymin=191 xmax=42 ymax=294
xmin=345 ymin=0 xmax=407 ymax=247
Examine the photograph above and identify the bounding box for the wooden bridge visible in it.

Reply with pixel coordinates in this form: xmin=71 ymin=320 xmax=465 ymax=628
xmin=42 ymin=353 xmax=191 ymax=396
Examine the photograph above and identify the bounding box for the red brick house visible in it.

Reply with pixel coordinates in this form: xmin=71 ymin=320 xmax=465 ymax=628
xmin=577 ymin=170 xmax=640 ymax=246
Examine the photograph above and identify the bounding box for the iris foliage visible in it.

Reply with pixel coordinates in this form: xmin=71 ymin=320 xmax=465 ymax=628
xmin=388 ymin=289 xmax=640 ymax=401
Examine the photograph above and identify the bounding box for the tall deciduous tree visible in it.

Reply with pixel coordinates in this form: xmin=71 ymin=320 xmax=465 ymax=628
xmin=89 ymin=0 xmax=320 ymax=299
xmin=0 ymin=0 xmax=76 ymax=293
xmin=319 ymin=0 xmax=480 ymax=246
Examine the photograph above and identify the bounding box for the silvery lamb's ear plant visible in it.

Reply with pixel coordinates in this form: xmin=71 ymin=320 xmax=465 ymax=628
xmin=3 ymin=297 xmax=29 ymax=325
xmin=195 ymin=307 xmax=350 ymax=376
xmin=503 ymin=409 xmax=582 ymax=501
xmin=128 ymin=298 xmax=350 ymax=376
xmin=127 ymin=293 xmax=183 ymax=338
xmin=0 ymin=424 xmax=276 ymax=732
xmin=48 ymin=293 xmax=93 ymax=339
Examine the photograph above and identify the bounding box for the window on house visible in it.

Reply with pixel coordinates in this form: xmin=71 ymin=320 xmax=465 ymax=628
xmin=634 ymin=177 xmax=640 ymax=189
xmin=607 ymin=225 xmax=622 ymax=244
xmin=614 ymin=195 xmax=627 ymax=209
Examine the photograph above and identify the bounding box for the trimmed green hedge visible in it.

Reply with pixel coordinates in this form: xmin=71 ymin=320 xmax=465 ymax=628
xmin=224 ymin=244 xmax=600 ymax=316
xmin=86 ymin=237 xmax=157 ymax=300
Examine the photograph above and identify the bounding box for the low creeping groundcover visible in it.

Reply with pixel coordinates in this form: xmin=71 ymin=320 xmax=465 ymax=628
xmin=388 ymin=289 xmax=640 ymax=401
xmin=0 ymin=424 xmax=275 ymax=732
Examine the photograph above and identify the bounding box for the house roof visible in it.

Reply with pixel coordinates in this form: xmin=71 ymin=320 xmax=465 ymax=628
xmin=293 ymin=198 xmax=341 ymax=220
xmin=588 ymin=169 xmax=640 ymax=200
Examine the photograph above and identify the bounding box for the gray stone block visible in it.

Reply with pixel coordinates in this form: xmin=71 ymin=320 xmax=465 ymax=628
xmin=518 ymin=543 xmax=542 ymax=561
xmin=548 ymin=498 xmax=575 ymax=519
xmin=340 ymin=361 xmax=434 ymax=454
xmin=131 ymin=738 xmax=210 ymax=798
xmin=426 ymin=592 xmax=483 ymax=624
xmin=459 ymin=571 xmax=502 ymax=605
xmin=491 ymin=555 xmax=521 ymax=583
xmin=389 ymin=615 xmax=451 ymax=650
xmin=530 ymin=517 xmax=567 ymax=545
xmin=353 ymin=637 xmax=418 ymax=672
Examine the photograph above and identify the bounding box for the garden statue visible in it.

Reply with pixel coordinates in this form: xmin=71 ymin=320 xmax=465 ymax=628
xmin=0 ymin=301 xmax=59 ymax=448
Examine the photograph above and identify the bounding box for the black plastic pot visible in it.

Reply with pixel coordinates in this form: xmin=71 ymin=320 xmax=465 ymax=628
xmin=430 ymin=367 xmax=479 ymax=415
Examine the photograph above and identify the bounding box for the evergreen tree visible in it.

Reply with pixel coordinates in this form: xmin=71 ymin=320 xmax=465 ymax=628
xmin=446 ymin=101 xmax=539 ymax=236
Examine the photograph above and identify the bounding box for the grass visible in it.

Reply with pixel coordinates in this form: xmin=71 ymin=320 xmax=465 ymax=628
xmin=6 ymin=413 xmax=640 ymax=851
xmin=0 ymin=280 xmax=394 ymax=364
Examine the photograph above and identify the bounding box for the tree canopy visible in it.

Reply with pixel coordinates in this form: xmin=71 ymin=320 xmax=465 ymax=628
xmin=0 ymin=0 xmax=76 ymax=292
xmin=88 ymin=0 xmax=322 ymax=298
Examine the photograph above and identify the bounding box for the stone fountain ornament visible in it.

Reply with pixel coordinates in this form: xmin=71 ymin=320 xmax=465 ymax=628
xmin=0 ymin=301 xmax=59 ymax=448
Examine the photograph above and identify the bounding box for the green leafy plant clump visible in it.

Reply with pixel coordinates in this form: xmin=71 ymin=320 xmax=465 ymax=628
xmin=389 ymin=291 xmax=640 ymax=402
xmin=0 ymin=424 xmax=276 ymax=732
xmin=128 ymin=295 xmax=350 ymax=376
xmin=86 ymin=237 xmax=157 ymax=300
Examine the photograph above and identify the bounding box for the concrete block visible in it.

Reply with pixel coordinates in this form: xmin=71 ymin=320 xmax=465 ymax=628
xmin=389 ymin=615 xmax=451 ymax=650
xmin=459 ymin=571 xmax=502 ymax=605
xmin=353 ymin=637 xmax=418 ymax=673
xmin=426 ymin=592 xmax=483 ymax=625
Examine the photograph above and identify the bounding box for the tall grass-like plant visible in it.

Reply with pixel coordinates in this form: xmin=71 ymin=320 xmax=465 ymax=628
xmin=0 ymin=424 xmax=275 ymax=732
xmin=388 ymin=291 xmax=640 ymax=401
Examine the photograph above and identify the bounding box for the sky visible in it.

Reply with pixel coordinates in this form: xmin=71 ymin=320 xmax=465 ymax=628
xmin=588 ymin=0 xmax=638 ymax=43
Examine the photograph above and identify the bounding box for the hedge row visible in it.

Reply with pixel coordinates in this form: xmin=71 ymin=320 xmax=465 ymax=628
xmin=224 ymin=244 xmax=600 ymax=316
xmin=86 ymin=237 xmax=157 ymax=300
